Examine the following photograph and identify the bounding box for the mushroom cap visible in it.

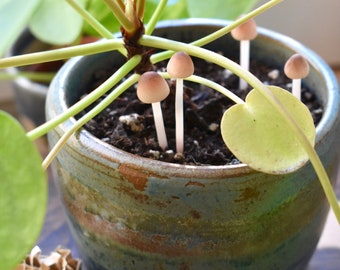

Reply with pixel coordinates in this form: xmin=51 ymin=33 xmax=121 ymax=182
xmin=167 ymin=51 xmax=194 ymax=78
xmin=284 ymin=54 xmax=310 ymax=79
xmin=137 ymin=71 xmax=170 ymax=103
xmin=231 ymin=18 xmax=258 ymax=41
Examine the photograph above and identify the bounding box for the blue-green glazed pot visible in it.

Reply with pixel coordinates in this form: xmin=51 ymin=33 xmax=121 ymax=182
xmin=46 ymin=19 xmax=340 ymax=270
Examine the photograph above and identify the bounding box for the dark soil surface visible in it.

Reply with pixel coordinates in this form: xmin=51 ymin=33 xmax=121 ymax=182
xmin=77 ymin=57 xmax=323 ymax=166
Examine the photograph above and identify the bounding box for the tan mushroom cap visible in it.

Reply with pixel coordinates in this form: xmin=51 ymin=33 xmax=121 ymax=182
xmin=167 ymin=51 xmax=194 ymax=78
xmin=137 ymin=71 xmax=170 ymax=103
xmin=231 ymin=17 xmax=258 ymax=41
xmin=284 ymin=54 xmax=310 ymax=79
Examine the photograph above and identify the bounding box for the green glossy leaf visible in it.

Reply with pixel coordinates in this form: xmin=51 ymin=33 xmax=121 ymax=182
xmin=186 ymin=0 xmax=259 ymax=20
xmin=82 ymin=0 xmax=120 ymax=36
xmin=29 ymin=0 xmax=86 ymax=45
xmin=0 ymin=112 xmax=47 ymax=270
xmin=221 ymin=86 xmax=316 ymax=174
xmin=144 ymin=0 xmax=189 ymax=22
xmin=0 ymin=0 xmax=41 ymax=56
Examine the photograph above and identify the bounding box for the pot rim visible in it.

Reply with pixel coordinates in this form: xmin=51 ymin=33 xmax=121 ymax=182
xmin=48 ymin=19 xmax=340 ymax=177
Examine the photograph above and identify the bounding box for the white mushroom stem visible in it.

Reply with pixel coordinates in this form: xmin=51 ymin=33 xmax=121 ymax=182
xmin=137 ymin=71 xmax=170 ymax=150
xmin=292 ymin=78 xmax=302 ymax=100
xmin=152 ymin=102 xmax=168 ymax=150
xmin=167 ymin=51 xmax=194 ymax=154
xmin=231 ymin=17 xmax=257 ymax=90
xmin=284 ymin=54 xmax=310 ymax=100
xmin=175 ymin=78 xmax=184 ymax=153
xmin=239 ymin=39 xmax=250 ymax=90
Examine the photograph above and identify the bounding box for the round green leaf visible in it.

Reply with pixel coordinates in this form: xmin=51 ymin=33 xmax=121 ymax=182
xmin=29 ymin=0 xmax=86 ymax=45
xmin=0 ymin=0 xmax=41 ymax=56
xmin=0 ymin=112 xmax=47 ymax=270
xmin=221 ymin=86 xmax=316 ymax=174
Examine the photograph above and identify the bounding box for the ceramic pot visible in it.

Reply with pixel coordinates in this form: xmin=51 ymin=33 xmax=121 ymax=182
xmin=46 ymin=19 xmax=340 ymax=270
xmin=7 ymin=30 xmax=50 ymax=126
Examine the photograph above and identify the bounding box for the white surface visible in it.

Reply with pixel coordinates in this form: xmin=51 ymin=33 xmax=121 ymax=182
xmin=255 ymin=0 xmax=340 ymax=66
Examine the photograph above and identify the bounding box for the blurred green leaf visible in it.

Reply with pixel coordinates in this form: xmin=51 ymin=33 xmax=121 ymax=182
xmin=29 ymin=0 xmax=86 ymax=45
xmin=0 ymin=0 xmax=41 ymax=56
xmin=186 ymin=0 xmax=259 ymax=19
xmin=0 ymin=112 xmax=47 ymax=270
xmin=144 ymin=0 xmax=189 ymax=22
xmin=221 ymin=86 xmax=316 ymax=174
xmin=82 ymin=0 xmax=120 ymax=36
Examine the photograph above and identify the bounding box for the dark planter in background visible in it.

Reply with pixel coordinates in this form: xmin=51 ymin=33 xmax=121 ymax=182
xmin=7 ymin=30 xmax=58 ymax=126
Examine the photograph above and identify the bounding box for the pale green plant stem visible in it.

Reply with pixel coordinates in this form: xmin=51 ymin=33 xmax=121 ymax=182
xmin=185 ymin=75 xmax=245 ymax=105
xmin=145 ymin=0 xmax=168 ymax=35
xmin=116 ymin=0 xmax=125 ymax=10
xmin=103 ymin=0 xmax=135 ymax=33
xmin=161 ymin=72 xmax=244 ymax=105
xmin=150 ymin=0 xmax=283 ymax=63
xmin=140 ymin=35 xmax=340 ymax=224
xmin=42 ymin=73 xmax=140 ymax=169
xmin=66 ymin=0 xmax=113 ymax=39
xmin=136 ymin=0 xmax=146 ymax=20
xmin=0 ymin=40 xmax=124 ymax=69
xmin=66 ymin=0 xmax=127 ymax=56
xmin=27 ymin=55 xmax=141 ymax=140
xmin=0 ymin=71 xmax=54 ymax=82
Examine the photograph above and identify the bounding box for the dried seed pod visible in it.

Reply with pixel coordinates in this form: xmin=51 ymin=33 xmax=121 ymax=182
xmin=137 ymin=71 xmax=170 ymax=103
xmin=167 ymin=51 xmax=194 ymax=78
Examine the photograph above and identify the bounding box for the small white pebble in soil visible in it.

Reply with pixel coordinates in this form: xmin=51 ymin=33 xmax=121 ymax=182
xmin=119 ymin=113 xmax=144 ymax=132
xmin=148 ymin=150 xmax=160 ymax=159
xmin=286 ymin=82 xmax=293 ymax=89
xmin=102 ymin=137 xmax=110 ymax=143
xmin=209 ymin=123 xmax=219 ymax=132
xmin=222 ymin=69 xmax=233 ymax=79
xmin=313 ymin=108 xmax=323 ymax=115
xmin=193 ymin=140 xmax=199 ymax=147
xmin=267 ymin=69 xmax=279 ymax=80
xmin=166 ymin=149 xmax=174 ymax=155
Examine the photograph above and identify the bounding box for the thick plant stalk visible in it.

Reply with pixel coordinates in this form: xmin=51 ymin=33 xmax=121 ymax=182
xmin=103 ymin=0 xmax=135 ymax=33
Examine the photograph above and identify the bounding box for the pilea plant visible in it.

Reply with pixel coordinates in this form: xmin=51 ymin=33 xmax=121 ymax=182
xmin=0 ymin=0 xmax=339 ymax=269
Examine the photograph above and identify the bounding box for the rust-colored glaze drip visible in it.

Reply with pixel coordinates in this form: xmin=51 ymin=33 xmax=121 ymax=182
xmin=118 ymin=163 xmax=149 ymax=191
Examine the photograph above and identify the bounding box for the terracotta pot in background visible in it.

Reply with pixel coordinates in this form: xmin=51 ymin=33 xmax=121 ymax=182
xmin=46 ymin=19 xmax=340 ymax=270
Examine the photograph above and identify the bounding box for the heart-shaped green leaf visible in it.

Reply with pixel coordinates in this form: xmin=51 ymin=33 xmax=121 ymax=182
xmin=0 ymin=112 xmax=47 ymax=270
xmin=221 ymin=86 xmax=316 ymax=174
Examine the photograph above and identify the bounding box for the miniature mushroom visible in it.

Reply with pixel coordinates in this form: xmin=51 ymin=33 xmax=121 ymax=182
xmin=167 ymin=51 xmax=194 ymax=154
xmin=231 ymin=17 xmax=258 ymax=90
xmin=137 ymin=71 xmax=170 ymax=150
xmin=284 ymin=54 xmax=310 ymax=100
